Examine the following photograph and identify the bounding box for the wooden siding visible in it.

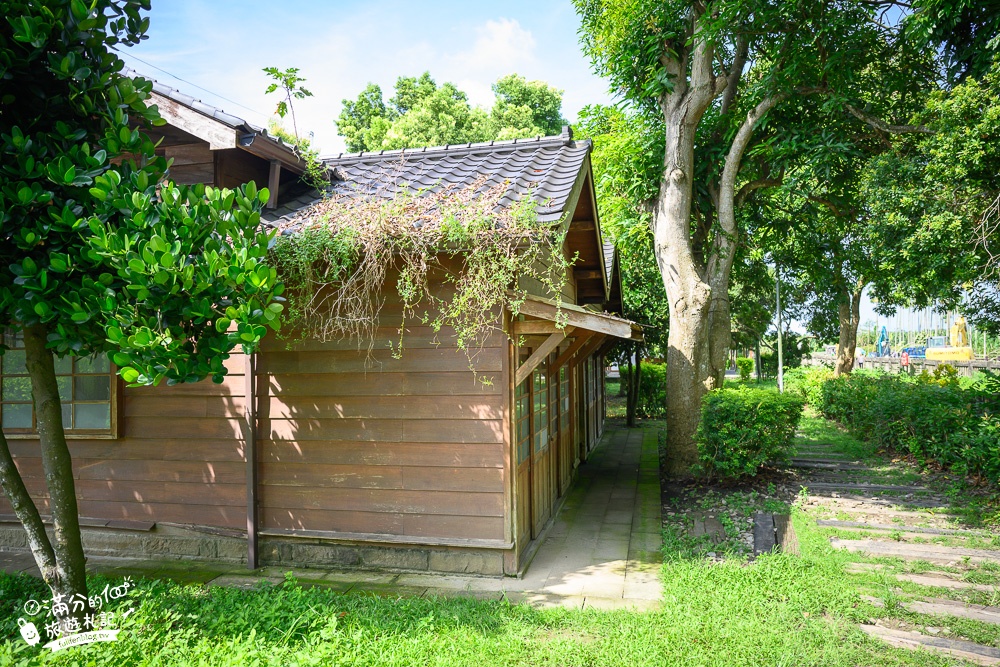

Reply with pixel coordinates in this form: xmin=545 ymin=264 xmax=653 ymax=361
xmin=0 ymin=355 xmax=250 ymax=529
xmin=161 ymin=142 xmax=214 ymax=186
xmin=257 ymin=290 xmax=508 ymax=543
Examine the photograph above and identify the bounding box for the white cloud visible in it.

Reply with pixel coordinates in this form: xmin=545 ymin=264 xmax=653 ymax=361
xmin=446 ymin=18 xmax=538 ymax=107
xmin=462 ymin=18 xmax=537 ymax=71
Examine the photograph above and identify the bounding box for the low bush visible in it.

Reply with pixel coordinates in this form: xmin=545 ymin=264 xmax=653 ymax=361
xmin=695 ymin=387 xmax=805 ymax=480
xmin=735 ymin=357 xmax=754 ymax=382
xmin=620 ymin=362 xmax=667 ymax=418
xmin=784 ymin=366 xmax=833 ymax=406
xmin=819 ymin=369 xmax=1000 ymax=483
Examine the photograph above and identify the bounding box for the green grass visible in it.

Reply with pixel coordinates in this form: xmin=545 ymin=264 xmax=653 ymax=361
xmin=2 ymin=411 xmax=998 ymax=665
xmin=0 ymin=535 xmax=969 ymax=667
xmin=794 ymin=408 xmax=877 ymax=461
xmin=605 ymin=378 xmax=626 ymax=419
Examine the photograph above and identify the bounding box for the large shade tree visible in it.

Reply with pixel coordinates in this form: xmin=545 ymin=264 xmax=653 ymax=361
xmin=336 ymin=72 xmax=568 ymax=152
xmin=0 ymin=0 xmax=283 ymax=611
xmin=574 ymin=0 xmax=917 ymax=473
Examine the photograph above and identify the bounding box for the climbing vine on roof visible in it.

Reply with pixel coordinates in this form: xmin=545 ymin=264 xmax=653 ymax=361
xmin=270 ymin=179 xmax=573 ymax=364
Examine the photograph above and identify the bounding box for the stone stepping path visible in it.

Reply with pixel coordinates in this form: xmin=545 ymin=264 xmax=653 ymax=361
xmin=846 ymin=563 xmax=1000 ymax=593
xmin=817 ymin=520 xmax=987 ymax=537
xmin=688 ymin=511 xmax=726 ymax=543
xmin=802 ymin=482 xmax=935 ymax=494
xmin=788 ymin=460 xmax=869 ymax=471
xmin=859 ymin=625 xmax=1000 ymax=666
xmin=794 ymin=426 xmax=1000 ymax=662
xmin=865 ymin=595 xmax=1000 ymax=625
xmin=831 ymin=538 xmax=1000 ymax=565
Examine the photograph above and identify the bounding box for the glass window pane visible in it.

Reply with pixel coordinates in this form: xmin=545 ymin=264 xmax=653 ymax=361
xmin=75 ymin=355 xmax=110 ymax=374
xmin=56 ymin=376 xmax=71 ymax=402
xmin=62 ymin=403 xmax=71 ymax=429
xmin=53 ymin=356 xmax=71 ymax=374
xmin=74 ymin=403 xmax=110 ymax=429
xmin=2 ymin=404 xmax=32 ymax=429
xmin=75 ymin=375 xmax=110 ymax=401
xmin=2 ymin=350 xmax=26 ymax=375
xmin=2 ymin=377 xmax=32 ymax=402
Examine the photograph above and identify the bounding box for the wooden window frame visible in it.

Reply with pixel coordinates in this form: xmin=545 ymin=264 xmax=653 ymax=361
xmin=515 ymin=373 xmax=531 ymax=465
xmin=1 ymin=338 xmax=122 ymax=440
xmin=532 ymin=361 xmax=548 ymax=453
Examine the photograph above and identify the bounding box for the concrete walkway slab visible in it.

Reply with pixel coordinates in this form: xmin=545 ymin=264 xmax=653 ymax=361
xmin=514 ymin=423 xmax=663 ymax=609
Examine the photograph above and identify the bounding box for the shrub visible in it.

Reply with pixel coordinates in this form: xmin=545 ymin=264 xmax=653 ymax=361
xmin=735 ymin=357 xmax=754 ymax=382
xmin=620 ymin=362 xmax=667 ymax=418
xmin=819 ymin=370 xmax=1000 ymax=483
xmin=784 ymin=366 xmax=833 ymax=406
xmin=694 ymin=387 xmax=805 ymax=480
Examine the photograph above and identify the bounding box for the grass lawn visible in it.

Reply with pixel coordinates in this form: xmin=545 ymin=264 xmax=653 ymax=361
xmin=0 ymin=412 xmax=996 ymax=665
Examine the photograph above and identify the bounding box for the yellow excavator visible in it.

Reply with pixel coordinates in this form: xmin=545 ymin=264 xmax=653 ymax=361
xmin=925 ymin=315 xmax=975 ymax=361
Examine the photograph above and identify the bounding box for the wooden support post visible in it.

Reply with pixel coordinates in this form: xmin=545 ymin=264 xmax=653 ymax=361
xmin=552 ymin=330 xmax=595 ymax=371
xmin=571 ymin=334 xmax=607 ymax=368
xmin=515 ymin=330 xmax=570 ymax=385
xmin=266 ymin=160 xmax=281 ymax=209
xmin=244 ymin=352 xmax=258 ymax=569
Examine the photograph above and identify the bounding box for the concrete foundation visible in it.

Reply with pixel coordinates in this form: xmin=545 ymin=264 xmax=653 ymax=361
xmin=0 ymin=523 xmax=508 ymax=576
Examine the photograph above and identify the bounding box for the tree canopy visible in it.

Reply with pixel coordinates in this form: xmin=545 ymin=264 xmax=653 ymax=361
xmin=336 ymin=72 xmax=568 ymax=152
xmin=0 ymin=0 xmax=283 ymax=609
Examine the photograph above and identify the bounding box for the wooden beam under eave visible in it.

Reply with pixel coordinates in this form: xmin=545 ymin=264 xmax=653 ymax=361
xmin=515 ymin=330 xmax=569 ymax=385
xmin=517 ymin=298 xmax=631 ymax=339
xmin=150 ymin=92 xmax=237 ymax=150
xmin=513 ymin=320 xmax=566 ymax=335
xmin=266 ymin=160 xmax=281 ymax=209
xmin=551 ymin=329 xmax=595 ymax=370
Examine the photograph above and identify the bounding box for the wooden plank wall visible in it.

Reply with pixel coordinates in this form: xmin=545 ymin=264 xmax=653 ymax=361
xmin=257 ymin=283 xmax=508 ymax=544
xmin=162 ymin=143 xmax=215 ymax=186
xmin=0 ymin=356 xmax=249 ymax=529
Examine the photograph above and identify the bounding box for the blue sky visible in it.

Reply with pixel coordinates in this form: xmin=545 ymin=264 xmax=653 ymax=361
xmin=121 ymin=0 xmax=613 ymax=155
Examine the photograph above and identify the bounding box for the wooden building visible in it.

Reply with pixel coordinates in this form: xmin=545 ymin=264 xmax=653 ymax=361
xmin=0 ymin=77 xmax=635 ymax=575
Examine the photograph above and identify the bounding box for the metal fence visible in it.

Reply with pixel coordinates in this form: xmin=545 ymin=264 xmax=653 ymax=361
xmin=804 ymin=354 xmax=999 ymax=377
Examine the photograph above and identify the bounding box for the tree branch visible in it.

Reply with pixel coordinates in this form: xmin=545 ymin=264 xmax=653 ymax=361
xmin=720 ymin=34 xmax=749 ymax=116
xmin=736 ymin=175 xmax=783 ymax=207
xmin=807 ymin=194 xmax=844 ymax=217
xmin=845 ymin=104 xmax=933 ymax=134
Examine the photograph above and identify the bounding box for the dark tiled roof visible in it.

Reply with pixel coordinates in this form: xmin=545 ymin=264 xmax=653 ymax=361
xmin=319 ymin=127 xmax=590 ymax=224
xmin=123 ymin=67 xmax=295 ymax=156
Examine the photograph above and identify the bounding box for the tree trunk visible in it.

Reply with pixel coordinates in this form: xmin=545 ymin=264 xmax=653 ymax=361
xmin=22 ymin=325 xmax=88 ymax=603
xmin=0 ymin=431 xmax=59 ymax=580
xmin=834 ymin=288 xmax=864 ymax=377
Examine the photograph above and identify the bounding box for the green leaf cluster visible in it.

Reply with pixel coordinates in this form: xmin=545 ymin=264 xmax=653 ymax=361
xmin=0 ymin=0 xmax=285 ymax=386
xmin=269 ymin=184 xmax=571 ymax=363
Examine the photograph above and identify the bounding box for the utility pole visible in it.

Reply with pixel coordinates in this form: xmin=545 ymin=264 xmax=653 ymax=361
xmin=776 ymin=263 xmax=784 ymax=393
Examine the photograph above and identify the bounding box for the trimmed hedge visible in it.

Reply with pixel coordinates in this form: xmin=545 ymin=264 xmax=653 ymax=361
xmin=620 ymin=362 xmax=667 ymax=418
xmin=819 ymin=368 xmax=1000 ymax=483
xmin=784 ymin=365 xmax=833 ymax=406
xmin=735 ymin=357 xmax=754 ymax=382
xmin=695 ymin=387 xmax=805 ymax=480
